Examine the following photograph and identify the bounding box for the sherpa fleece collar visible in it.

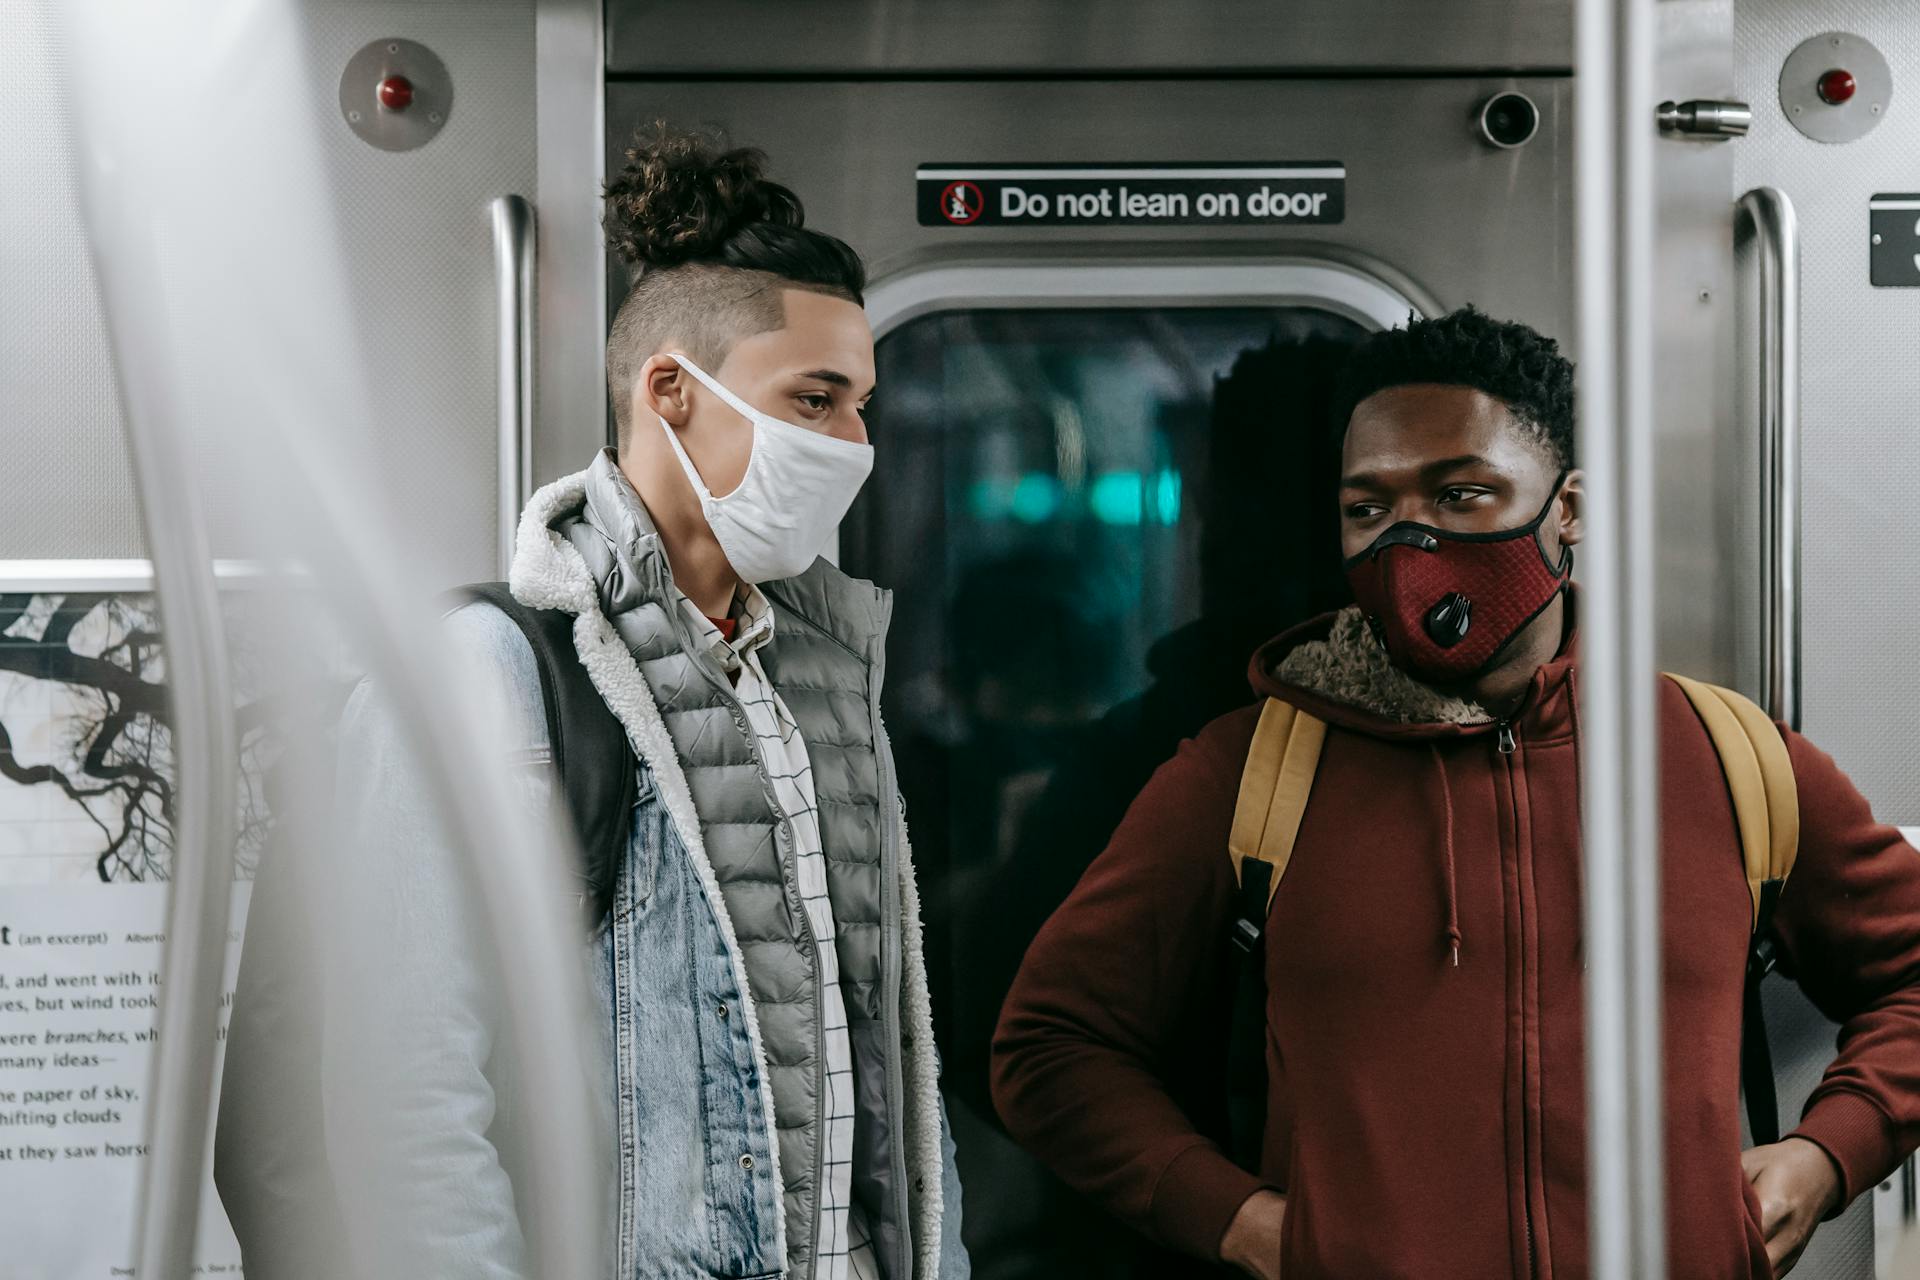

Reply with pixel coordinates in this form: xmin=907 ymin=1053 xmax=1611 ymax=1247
xmin=1267 ymin=605 xmax=1492 ymax=726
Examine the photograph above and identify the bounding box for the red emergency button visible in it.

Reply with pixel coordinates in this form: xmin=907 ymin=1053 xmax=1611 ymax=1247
xmin=1817 ymin=68 xmax=1857 ymax=105
xmin=377 ymin=74 xmax=415 ymax=112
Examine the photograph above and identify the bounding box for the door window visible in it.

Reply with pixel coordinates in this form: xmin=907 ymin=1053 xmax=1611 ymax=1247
xmin=841 ymin=302 xmax=1370 ymax=1276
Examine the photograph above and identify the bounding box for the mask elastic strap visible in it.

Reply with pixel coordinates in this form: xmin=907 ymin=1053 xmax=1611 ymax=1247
xmin=668 ymin=352 xmax=765 ymax=427
xmin=1530 ymin=468 xmax=1575 ymax=578
xmin=653 ymin=353 xmax=758 ymax=504
xmin=655 ymin=411 xmax=714 ymax=505
xmin=1524 ymin=468 xmax=1573 ymax=530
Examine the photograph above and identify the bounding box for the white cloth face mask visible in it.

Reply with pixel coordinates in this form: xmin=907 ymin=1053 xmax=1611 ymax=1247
xmin=656 ymin=352 xmax=875 ymax=584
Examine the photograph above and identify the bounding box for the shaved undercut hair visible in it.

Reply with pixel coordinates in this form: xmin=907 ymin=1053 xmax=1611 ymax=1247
xmin=601 ymin=124 xmax=866 ymax=444
xmin=605 ymin=267 xmax=855 ymax=443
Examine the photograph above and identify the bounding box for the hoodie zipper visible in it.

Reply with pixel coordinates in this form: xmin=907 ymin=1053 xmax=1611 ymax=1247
xmin=1496 ymin=716 xmax=1537 ymax=1277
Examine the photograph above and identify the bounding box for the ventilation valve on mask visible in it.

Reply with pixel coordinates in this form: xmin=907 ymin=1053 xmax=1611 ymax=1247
xmin=1424 ymin=592 xmax=1473 ymax=648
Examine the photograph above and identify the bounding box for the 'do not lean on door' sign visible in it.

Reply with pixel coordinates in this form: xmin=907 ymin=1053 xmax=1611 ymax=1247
xmin=916 ymin=163 xmax=1346 ymax=228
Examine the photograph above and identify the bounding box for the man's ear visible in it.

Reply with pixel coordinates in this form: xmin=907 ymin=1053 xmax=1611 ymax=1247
xmin=1555 ymin=468 xmax=1585 ymax=547
xmin=638 ymin=354 xmax=691 ymax=429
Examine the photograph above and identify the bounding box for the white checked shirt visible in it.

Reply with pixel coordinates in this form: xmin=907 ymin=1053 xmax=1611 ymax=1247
xmin=681 ymin=584 xmax=879 ymax=1280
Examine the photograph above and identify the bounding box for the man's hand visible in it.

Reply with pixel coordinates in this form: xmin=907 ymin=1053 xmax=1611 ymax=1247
xmin=1219 ymin=1189 xmax=1287 ymax=1280
xmin=1742 ymin=1137 xmax=1843 ymax=1276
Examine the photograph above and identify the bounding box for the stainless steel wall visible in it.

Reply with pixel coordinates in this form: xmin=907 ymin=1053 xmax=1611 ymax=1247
xmin=1733 ymin=5 xmax=1920 ymax=1277
xmin=606 ymin=0 xmax=1572 ymax=75
xmin=1734 ymin=0 xmax=1920 ymax=824
xmin=2 ymin=0 xmax=539 ymax=581
xmin=288 ymin=0 xmax=538 ymax=583
xmin=605 ymin=76 xmax=1575 ymax=345
xmin=1653 ymin=0 xmax=1740 ymax=684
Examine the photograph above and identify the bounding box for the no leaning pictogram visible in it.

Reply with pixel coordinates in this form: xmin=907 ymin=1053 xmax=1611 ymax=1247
xmin=917 ymin=162 xmax=1346 ymax=227
xmin=939 ymin=180 xmax=984 ymax=224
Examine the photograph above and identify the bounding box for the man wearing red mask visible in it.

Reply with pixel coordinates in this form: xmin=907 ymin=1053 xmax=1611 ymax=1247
xmin=991 ymin=308 xmax=1920 ymax=1279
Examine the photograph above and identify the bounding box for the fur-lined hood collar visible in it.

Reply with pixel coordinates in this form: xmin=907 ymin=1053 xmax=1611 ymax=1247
xmin=510 ymin=449 xmax=890 ymax=659
xmin=1251 ymin=598 xmax=1580 ymax=737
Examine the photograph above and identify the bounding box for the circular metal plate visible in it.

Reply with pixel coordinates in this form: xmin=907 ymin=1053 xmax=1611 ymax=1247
xmin=339 ymin=38 xmax=452 ymax=152
xmin=1779 ymin=31 xmax=1891 ymax=144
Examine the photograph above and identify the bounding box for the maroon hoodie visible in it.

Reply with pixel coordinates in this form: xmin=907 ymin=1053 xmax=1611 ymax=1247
xmin=992 ymin=605 xmax=1920 ymax=1278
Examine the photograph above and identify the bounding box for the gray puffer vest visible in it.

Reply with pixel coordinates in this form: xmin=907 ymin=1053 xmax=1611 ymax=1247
xmin=551 ymin=449 xmax=926 ymax=1278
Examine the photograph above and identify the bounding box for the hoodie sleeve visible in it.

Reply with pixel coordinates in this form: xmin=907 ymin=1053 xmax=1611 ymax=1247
xmin=991 ymin=707 xmax=1271 ymax=1261
xmin=1771 ymin=726 xmax=1920 ymax=1204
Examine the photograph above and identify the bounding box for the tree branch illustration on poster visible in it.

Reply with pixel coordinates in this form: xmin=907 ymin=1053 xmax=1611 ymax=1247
xmin=0 ymin=591 xmax=305 ymax=886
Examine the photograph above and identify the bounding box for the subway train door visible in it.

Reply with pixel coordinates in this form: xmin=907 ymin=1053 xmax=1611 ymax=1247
xmin=604 ymin=4 xmax=1573 ymax=1273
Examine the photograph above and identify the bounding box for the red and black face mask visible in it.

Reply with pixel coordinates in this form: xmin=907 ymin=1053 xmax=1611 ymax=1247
xmin=1343 ymin=474 xmax=1573 ymax=685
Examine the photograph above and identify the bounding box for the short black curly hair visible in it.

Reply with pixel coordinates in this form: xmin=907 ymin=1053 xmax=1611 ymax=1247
xmin=1333 ymin=307 xmax=1576 ymax=469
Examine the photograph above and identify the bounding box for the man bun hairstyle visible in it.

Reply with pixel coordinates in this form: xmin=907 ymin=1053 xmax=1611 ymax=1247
xmin=1332 ymin=306 xmax=1576 ymax=470
xmin=603 ymin=123 xmax=866 ymax=441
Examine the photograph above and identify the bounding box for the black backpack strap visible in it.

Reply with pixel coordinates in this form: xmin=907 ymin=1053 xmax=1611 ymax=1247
xmin=1231 ymin=859 xmax=1274 ymax=954
xmin=1743 ymin=878 xmax=1787 ymax=1146
xmin=445 ymin=582 xmax=635 ymax=924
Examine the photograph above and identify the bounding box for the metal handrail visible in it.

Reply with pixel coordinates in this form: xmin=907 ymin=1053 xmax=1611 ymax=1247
xmin=1737 ymin=188 xmax=1801 ymax=731
xmin=1576 ymin=0 xmax=1665 ymax=1274
xmin=493 ymin=195 xmax=536 ymax=576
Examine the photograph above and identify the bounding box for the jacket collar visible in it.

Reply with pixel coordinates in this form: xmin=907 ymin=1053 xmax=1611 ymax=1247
xmin=1252 ymin=589 xmax=1581 ymax=742
xmin=509 ymin=448 xmax=891 ymax=663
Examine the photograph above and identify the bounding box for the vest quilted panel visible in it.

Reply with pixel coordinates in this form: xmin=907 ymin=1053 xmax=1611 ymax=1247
xmin=556 ymin=456 xmax=909 ymax=1278
xmin=764 ymin=637 xmax=888 ymax=1010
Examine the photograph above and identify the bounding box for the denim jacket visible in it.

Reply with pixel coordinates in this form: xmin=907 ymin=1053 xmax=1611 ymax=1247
xmin=219 ymin=464 xmax=968 ymax=1280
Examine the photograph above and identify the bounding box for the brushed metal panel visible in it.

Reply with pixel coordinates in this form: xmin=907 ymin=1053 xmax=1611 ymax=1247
xmin=1733 ymin=0 xmax=1920 ymax=824
xmin=1734 ymin=9 xmax=1920 ymax=1278
xmin=1652 ymin=0 xmax=1739 ymax=685
xmin=290 ymin=0 xmax=537 ymax=584
xmin=606 ymin=0 xmax=1573 ymax=75
xmin=606 ymin=76 xmax=1574 ymax=346
xmin=534 ymin=0 xmax=609 ymax=482
xmin=2 ymin=0 xmax=538 ymax=578
xmin=0 ymin=2 xmax=143 ymax=559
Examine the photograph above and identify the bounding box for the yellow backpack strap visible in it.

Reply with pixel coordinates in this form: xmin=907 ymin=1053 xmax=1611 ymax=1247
xmin=1227 ymin=698 xmax=1326 ymax=951
xmin=1664 ymin=673 xmax=1800 ymax=1146
xmin=1665 ymin=674 xmax=1799 ymax=927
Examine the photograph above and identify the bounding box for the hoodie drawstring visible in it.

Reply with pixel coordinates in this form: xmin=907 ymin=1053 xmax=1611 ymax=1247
xmin=1430 ymin=743 xmax=1463 ymax=967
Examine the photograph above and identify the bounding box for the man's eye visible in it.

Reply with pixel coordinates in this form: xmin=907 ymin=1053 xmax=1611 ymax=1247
xmin=798 ymin=394 xmax=831 ymax=412
xmin=1439 ymin=487 xmax=1484 ymax=504
xmin=1346 ymin=503 xmax=1386 ymax=520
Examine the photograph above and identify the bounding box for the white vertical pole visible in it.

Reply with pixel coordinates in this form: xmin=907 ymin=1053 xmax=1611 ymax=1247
xmin=1576 ymin=0 xmax=1665 ymax=1276
xmin=63 ymin=5 xmax=606 ymax=1277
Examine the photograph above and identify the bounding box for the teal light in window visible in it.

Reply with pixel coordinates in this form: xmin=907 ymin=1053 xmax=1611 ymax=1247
xmin=1089 ymin=472 xmax=1145 ymax=525
xmin=967 ymin=473 xmax=1060 ymax=522
xmin=1087 ymin=469 xmax=1182 ymax=526
xmin=967 ymin=477 xmax=1018 ymax=521
xmin=968 ymin=470 xmax=1178 ymax=525
xmin=1009 ymin=472 xmax=1062 ymax=523
xmin=1151 ymin=468 xmax=1183 ymax=524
